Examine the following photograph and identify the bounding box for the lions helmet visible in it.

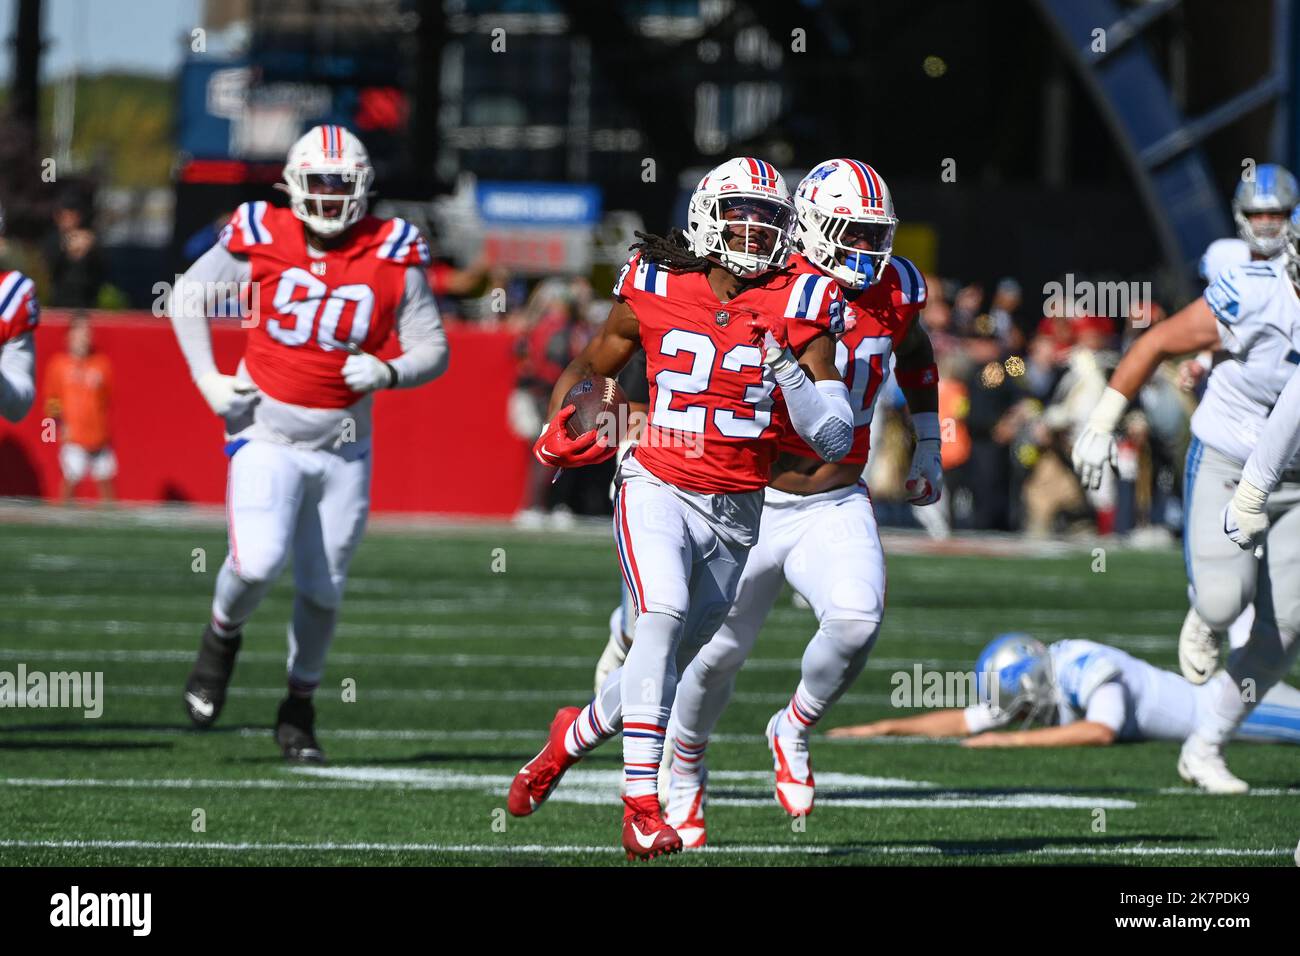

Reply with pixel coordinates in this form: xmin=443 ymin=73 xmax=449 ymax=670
xmin=974 ymin=633 xmax=1056 ymax=727
xmin=794 ymin=159 xmax=898 ymax=289
xmin=280 ymin=125 xmax=374 ymax=239
xmin=1233 ymin=163 xmax=1298 ymax=257
xmin=685 ymin=157 xmax=797 ymax=277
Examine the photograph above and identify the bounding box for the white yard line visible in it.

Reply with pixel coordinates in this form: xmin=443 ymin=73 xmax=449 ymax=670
xmin=0 ymin=838 xmax=1285 ymax=859
xmin=0 ymin=646 xmax=958 ymax=674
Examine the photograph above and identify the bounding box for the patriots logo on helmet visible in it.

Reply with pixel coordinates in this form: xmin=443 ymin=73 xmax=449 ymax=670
xmin=807 ymin=162 xmax=837 ymax=183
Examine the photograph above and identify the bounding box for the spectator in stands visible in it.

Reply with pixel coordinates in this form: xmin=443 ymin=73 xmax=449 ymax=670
xmin=43 ymin=200 xmax=105 ymax=308
xmin=988 ymin=277 xmax=1026 ymax=352
xmin=509 ymin=277 xmax=598 ymax=526
xmin=949 ymin=314 xmax=1030 ymax=531
xmin=43 ymin=314 xmax=116 ymax=504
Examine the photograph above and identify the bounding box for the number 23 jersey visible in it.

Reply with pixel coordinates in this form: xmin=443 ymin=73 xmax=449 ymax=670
xmin=221 ymin=201 xmax=429 ymax=409
xmin=613 ymin=252 xmax=844 ymax=493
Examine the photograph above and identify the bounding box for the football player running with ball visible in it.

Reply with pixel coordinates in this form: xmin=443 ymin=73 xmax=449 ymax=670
xmin=168 ymin=126 xmax=449 ymax=762
xmin=1073 ymin=205 xmax=1300 ymax=793
xmin=511 ymin=157 xmax=853 ymax=860
xmin=663 ymin=160 xmax=939 ymax=845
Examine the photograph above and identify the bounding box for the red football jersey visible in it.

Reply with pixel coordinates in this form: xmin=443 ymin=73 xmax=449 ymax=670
xmin=613 ymin=252 xmax=843 ymax=493
xmin=776 ymin=254 xmax=926 ymax=465
xmin=221 ymin=201 xmax=429 ymax=408
xmin=0 ymin=271 xmax=39 ymax=346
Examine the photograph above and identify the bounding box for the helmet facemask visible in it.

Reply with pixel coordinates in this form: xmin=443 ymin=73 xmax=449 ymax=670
xmin=692 ymin=193 xmax=796 ymax=277
xmin=1235 ymin=208 xmax=1289 ymax=258
xmin=800 ymin=204 xmax=896 ymax=289
xmin=1285 ymin=208 xmax=1300 ymax=286
xmin=283 ymin=167 xmax=373 ymax=239
xmin=976 ymin=636 xmax=1057 ymax=730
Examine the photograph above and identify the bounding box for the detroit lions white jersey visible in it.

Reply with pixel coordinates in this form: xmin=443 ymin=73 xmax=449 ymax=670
xmin=964 ymin=640 xmax=1198 ymax=740
xmin=1199 ymin=238 xmax=1252 ymax=284
xmin=1196 ymin=261 xmax=1300 ymax=468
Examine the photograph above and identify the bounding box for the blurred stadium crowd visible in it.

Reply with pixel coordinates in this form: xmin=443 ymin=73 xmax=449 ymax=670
xmin=0 ymin=185 xmax=1201 ymax=541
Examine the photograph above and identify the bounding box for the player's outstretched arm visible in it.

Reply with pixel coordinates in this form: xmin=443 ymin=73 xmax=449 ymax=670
xmin=963 ymin=721 xmax=1117 ymax=748
xmin=1074 ymin=296 xmax=1220 ymax=489
xmin=0 ymin=333 xmax=36 ymax=422
xmin=545 ymin=300 xmax=641 ymax=419
xmin=895 ymin=319 xmax=942 ymax=505
xmin=827 ymin=709 xmax=971 ymax=739
xmin=167 ymin=242 xmax=260 ymax=417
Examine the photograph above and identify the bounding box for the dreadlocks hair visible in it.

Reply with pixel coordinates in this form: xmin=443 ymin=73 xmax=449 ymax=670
xmin=628 ymin=228 xmax=713 ymax=273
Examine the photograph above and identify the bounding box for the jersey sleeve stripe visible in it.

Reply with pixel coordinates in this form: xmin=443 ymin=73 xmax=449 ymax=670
xmin=0 ymin=272 xmax=22 ymax=314
xmin=894 ymin=256 xmax=926 ymax=304
xmin=0 ymin=275 xmax=31 ymax=321
xmin=379 ymin=219 xmax=413 ymax=260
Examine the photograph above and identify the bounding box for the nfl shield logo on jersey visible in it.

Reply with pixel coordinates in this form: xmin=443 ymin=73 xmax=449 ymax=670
xmin=310 ymin=261 xmax=327 ymax=276
xmin=715 ymin=309 xmax=730 ymax=327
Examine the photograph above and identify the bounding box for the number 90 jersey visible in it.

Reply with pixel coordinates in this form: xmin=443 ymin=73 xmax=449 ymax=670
xmin=776 ymin=254 xmax=926 ymax=465
xmin=221 ymin=201 xmax=429 ymax=409
xmin=613 ymin=252 xmax=843 ymax=493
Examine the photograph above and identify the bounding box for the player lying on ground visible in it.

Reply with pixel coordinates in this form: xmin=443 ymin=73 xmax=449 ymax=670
xmin=659 ymin=159 xmax=940 ymax=847
xmin=1072 ymin=220 xmax=1300 ymax=791
xmin=168 ymin=125 xmax=449 ymax=762
xmin=1179 ymin=163 xmax=1297 ymax=685
xmin=0 ymin=202 xmax=38 ymax=424
xmin=511 ymin=157 xmax=853 ymax=860
xmin=828 ymin=632 xmax=1300 ymax=749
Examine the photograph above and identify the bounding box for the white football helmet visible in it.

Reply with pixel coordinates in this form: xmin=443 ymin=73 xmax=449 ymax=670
xmin=794 ymin=159 xmax=897 ymax=289
xmin=280 ymin=125 xmax=374 ymax=238
xmin=685 ymin=157 xmax=797 ymax=276
xmin=975 ymin=633 xmax=1057 ymax=728
xmin=1233 ymin=163 xmax=1298 ymax=257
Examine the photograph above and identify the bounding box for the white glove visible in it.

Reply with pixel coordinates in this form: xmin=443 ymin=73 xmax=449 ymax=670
xmin=1222 ymin=478 xmax=1269 ymax=555
xmin=906 ymin=412 xmax=943 ymax=505
xmin=906 ymin=438 xmax=944 ymax=505
xmin=196 ymin=371 xmax=260 ymax=418
xmin=342 ymin=350 xmax=396 ymax=393
xmin=1071 ymin=387 xmax=1127 ymax=490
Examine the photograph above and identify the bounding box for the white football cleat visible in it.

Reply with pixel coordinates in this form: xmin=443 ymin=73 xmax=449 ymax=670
xmin=664 ymin=770 xmax=707 ymax=849
xmin=1177 ymin=736 xmax=1249 ymax=794
xmin=765 ymin=711 xmax=814 ymax=816
xmin=1178 ymin=607 xmax=1222 ymax=685
xmin=657 ymin=743 xmax=674 ymax=808
xmin=593 ymin=608 xmax=629 ymax=695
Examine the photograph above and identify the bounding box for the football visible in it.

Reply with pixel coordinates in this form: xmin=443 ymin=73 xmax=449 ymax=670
xmin=562 ymin=375 xmax=629 ymax=442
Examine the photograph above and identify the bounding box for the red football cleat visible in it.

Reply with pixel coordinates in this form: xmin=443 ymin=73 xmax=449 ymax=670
xmin=766 ymin=712 xmax=815 ymax=817
xmin=622 ymin=793 xmax=683 ymax=861
xmin=507 ymin=706 xmax=582 ymax=816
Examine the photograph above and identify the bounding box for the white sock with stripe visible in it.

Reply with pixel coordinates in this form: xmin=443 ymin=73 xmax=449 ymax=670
xmin=564 ymin=690 xmax=619 ymax=758
xmin=669 ymin=737 xmax=708 ymax=786
xmin=775 ymin=681 xmax=827 ymax=738
xmin=622 ymin=710 xmax=669 ymax=798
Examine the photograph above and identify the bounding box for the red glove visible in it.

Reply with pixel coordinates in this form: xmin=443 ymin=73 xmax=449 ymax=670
xmin=532 ymin=405 xmax=615 ymax=468
xmin=747 ymin=314 xmax=788 ymax=350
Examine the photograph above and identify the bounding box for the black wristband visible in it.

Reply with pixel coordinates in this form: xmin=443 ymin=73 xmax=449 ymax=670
xmin=383 ymin=362 xmax=398 ymax=389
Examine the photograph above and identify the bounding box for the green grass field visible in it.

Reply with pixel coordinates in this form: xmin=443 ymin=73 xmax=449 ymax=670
xmin=0 ymin=511 xmax=1295 ymax=866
